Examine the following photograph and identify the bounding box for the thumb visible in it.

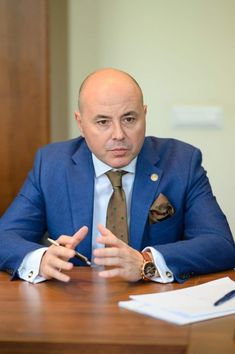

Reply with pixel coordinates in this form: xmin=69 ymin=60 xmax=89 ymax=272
xmin=97 ymin=224 xmax=110 ymax=237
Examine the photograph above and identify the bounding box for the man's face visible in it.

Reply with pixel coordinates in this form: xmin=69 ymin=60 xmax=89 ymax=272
xmin=75 ymin=74 xmax=147 ymax=168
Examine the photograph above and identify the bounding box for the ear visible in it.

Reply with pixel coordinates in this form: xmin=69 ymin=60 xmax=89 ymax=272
xmin=143 ymin=104 xmax=147 ymax=115
xmin=74 ymin=111 xmax=84 ymax=136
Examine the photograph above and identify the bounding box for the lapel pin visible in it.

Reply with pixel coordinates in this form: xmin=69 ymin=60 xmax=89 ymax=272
xmin=150 ymin=173 xmax=158 ymax=182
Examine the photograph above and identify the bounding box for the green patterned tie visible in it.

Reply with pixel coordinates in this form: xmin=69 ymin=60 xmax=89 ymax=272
xmin=105 ymin=170 xmax=129 ymax=244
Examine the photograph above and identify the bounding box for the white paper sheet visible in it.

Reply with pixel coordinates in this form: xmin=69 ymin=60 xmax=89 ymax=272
xmin=119 ymin=276 xmax=235 ymax=325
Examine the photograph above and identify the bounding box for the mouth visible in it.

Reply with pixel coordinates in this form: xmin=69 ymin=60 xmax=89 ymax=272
xmin=110 ymin=148 xmax=128 ymax=157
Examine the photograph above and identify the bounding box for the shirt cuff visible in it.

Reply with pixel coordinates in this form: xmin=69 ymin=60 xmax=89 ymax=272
xmin=143 ymin=246 xmax=174 ymax=283
xmin=18 ymin=247 xmax=48 ymax=284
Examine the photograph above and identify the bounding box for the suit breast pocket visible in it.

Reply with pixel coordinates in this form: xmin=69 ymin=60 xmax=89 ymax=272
xmin=146 ymin=211 xmax=183 ymax=245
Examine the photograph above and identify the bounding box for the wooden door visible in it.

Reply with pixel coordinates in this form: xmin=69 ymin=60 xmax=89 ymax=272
xmin=0 ymin=0 xmax=49 ymax=215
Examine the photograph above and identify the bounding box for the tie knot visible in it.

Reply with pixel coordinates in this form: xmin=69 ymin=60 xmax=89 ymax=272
xmin=105 ymin=170 xmax=126 ymax=188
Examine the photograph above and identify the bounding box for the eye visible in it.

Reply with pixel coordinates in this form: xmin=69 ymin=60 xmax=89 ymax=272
xmin=96 ymin=119 xmax=110 ymax=126
xmin=122 ymin=116 xmax=136 ymax=124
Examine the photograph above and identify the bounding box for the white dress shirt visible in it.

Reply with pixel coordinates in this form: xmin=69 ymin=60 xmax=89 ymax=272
xmin=18 ymin=154 xmax=173 ymax=283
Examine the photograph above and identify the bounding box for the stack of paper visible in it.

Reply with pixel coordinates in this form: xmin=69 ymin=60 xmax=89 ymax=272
xmin=119 ymin=277 xmax=235 ymax=325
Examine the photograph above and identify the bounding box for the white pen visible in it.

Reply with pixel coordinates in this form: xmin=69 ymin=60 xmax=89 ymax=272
xmin=47 ymin=238 xmax=91 ymax=266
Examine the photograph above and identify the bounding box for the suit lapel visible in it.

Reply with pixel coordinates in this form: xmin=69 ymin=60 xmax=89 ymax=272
xmin=66 ymin=141 xmax=94 ymax=259
xmin=66 ymin=138 xmax=163 ymax=255
xmin=129 ymin=145 xmax=162 ymax=250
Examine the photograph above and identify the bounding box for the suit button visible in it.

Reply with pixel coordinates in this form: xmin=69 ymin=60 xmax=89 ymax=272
xmin=179 ymin=273 xmax=190 ymax=280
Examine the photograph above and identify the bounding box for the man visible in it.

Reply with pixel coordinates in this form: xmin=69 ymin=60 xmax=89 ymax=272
xmin=0 ymin=68 xmax=234 ymax=284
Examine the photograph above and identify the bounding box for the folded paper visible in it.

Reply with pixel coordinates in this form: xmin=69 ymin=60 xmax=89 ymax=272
xmin=119 ymin=277 xmax=235 ymax=325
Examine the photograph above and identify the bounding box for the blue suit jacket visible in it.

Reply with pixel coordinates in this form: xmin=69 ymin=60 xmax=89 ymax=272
xmin=0 ymin=137 xmax=234 ymax=282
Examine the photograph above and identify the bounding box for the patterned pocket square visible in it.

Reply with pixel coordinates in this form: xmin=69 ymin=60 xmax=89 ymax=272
xmin=149 ymin=193 xmax=175 ymax=225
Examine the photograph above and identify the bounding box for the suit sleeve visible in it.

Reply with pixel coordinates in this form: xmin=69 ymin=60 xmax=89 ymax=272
xmin=0 ymin=149 xmax=47 ymax=278
xmin=156 ymin=148 xmax=235 ymax=283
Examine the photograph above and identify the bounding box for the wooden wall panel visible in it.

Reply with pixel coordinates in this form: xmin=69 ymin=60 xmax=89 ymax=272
xmin=0 ymin=0 xmax=49 ymax=215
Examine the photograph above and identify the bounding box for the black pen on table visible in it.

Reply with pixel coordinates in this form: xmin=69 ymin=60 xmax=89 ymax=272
xmin=47 ymin=238 xmax=91 ymax=266
xmin=214 ymin=290 xmax=235 ymax=306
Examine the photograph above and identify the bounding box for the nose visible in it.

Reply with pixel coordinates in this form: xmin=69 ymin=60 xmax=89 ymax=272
xmin=111 ymin=121 xmax=125 ymax=140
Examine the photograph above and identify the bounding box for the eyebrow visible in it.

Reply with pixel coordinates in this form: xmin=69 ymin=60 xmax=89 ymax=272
xmin=94 ymin=114 xmax=110 ymax=119
xmin=93 ymin=111 xmax=138 ymax=121
xmin=122 ymin=111 xmax=138 ymax=117
xmin=95 ymin=111 xmax=137 ymax=117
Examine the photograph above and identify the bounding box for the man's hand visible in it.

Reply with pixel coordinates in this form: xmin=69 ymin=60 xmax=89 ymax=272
xmin=39 ymin=226 xmax=88 ymax=282
xmin=93 ymin=224 xmax=143 ymax=282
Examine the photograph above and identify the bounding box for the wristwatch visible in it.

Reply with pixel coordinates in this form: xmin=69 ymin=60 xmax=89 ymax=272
xmin=140 ymin=251 xmax=157 ymax=281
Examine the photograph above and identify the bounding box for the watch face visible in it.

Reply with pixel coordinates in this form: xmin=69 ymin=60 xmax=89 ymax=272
xmin=144 ymin=262 xmax=157 ymax=278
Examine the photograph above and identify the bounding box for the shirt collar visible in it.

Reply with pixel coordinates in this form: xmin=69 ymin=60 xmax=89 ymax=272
xmin=92 ymin=154 xmax=137 ymax=178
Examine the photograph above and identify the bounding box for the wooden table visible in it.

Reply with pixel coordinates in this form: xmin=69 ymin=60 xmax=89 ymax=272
xmin=0 ymin=268 xmax=234 ymax=354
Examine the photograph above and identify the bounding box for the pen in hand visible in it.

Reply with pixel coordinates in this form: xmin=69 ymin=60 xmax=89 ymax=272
xmin=47 ymin=238 xmax=91 ymax=266
xmin=214 ymin=290 xmax=235 ymax=306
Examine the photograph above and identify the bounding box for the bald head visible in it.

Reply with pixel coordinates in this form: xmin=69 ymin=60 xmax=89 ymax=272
xmin=74 ymin=68 xmax=147 ymax=168
xmin=78 ymin=68 xmax=144 ymax=113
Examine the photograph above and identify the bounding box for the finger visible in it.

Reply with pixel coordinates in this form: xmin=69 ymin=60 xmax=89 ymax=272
xmin=98 ymin=267 xmax=122 ymax=279
xmin=97 ymin=224 xmax=124 ymax=248
xmin=97 ymin=224 xmax=110 ymax=236
xmin=47 ymin=267 xmax=71 ymax=282
xmin=71 ymin=226 xmax=89 ymax=247
xmin=40 ymin=252 xmax=73 ymax=281
xmin=93 ymin=256 xmax=120 ymax=267
xmin=53 ymin=257 xmax=74 ymax=272
xmin=57 ymin=226 xmax=88 ymax=249
xmin=93 ymin=246 xmax=120 ymax=258
xmin=48 ymin=242 xmax=76 ymax=260
xmin=97 ymin=224 xmax=120 ymax=241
